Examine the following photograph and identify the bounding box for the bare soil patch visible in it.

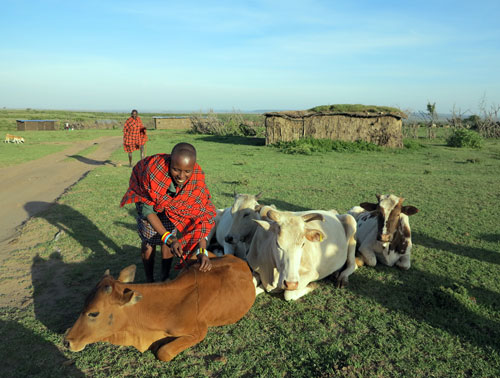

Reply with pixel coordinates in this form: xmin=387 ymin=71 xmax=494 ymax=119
xmin=0 ymin=135 xmax=123 ymax=308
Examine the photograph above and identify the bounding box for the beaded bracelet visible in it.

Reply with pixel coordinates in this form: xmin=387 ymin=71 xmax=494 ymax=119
xmin=196 ymin=247 xmax=209 ymax=256
xmin=161 ymin=232 xmax=175 ymax=246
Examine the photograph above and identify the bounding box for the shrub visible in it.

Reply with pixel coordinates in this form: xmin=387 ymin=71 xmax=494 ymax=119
xmin=272 ymin=138 xmax=382 ymax=155
xmin=446 ymin=129 xmax=483 ymax=149
xmin=403 ymin=139 xmax=425 ymax=150
xmin=189 ymin=112 xmax=265 ymax=137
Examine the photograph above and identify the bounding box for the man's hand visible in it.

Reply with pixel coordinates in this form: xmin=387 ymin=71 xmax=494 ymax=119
xmin=169 ymin=240 xmax=183 ymax=258
xmin=198 ymin=254 xmax=212 ymax=272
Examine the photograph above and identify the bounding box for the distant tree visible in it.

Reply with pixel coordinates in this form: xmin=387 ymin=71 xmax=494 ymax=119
xmin=425 ymin=102 xmax=437 ymax=139
xmin=465 ymin=114 xmax=481 ymax=130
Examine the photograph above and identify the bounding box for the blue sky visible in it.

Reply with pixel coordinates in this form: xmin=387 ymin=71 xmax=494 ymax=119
xmin=1 ymin=0 xmax=499 ymax=113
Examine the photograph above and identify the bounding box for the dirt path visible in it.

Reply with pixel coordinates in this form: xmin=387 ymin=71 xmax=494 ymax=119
xmin=0 ymin=136 xmax=123 ymax=253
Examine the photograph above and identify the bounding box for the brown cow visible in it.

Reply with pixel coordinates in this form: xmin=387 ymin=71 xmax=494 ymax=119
xmin=63 ymin=255 xmax=255 ymax=361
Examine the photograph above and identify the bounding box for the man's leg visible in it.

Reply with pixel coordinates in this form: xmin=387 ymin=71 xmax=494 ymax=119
xmin=128 ymin=152 xmax=133 ymax=167
xmin=140 ymin=145 xmax=145 ymax=161
xmin=160 ymin=244 xmax=174 ymax=281
xmin=141 ymin=242 xmax=156 ymax=282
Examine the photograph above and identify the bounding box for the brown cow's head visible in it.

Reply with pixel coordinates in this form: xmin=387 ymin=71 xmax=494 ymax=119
xmin=360 ymin=194 xmax=419 ymax=243
xmin=63 ymin=265 xmax=142 ymax=352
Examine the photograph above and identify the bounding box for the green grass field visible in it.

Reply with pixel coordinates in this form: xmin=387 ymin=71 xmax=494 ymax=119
xmin=0 ymin=116 xmax=499 ymax=377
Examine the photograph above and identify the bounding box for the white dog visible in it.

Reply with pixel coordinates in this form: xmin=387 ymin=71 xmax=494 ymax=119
xmin=4 ymin=134 xmax=25 ymax=144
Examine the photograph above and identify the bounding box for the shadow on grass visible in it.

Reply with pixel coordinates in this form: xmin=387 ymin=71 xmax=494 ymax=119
xmin=413 ymin=231 xmax=500 ymax=265
xmin=197 ymin=135 xmax=265 ymax=146
xmin=0 ymin=318 xmax=85 ymax=377
xmin=66 ymin=154 xmax=117 ymax=167
xmin=25 ymin=202 xmax=141 ymax=334
xmin=261 ymin=198 xmax=310 ymax=212
xmin=479 ymin=233 xmax=500 ymax=243
xmin=349 ymin=264 xmax=500 ymax=352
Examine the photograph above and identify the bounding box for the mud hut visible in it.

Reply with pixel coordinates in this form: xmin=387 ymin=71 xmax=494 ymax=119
xmin=264 ymin=105 xmax=407 ymax=148
xmin=17 ymin=119 xmax=58 ymax=131
xmin=153 ymin=116 xmax=191 ymax=130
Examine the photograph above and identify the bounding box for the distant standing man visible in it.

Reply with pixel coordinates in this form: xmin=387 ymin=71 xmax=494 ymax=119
xmin=123 ymin=109 xmax=148 ymax=167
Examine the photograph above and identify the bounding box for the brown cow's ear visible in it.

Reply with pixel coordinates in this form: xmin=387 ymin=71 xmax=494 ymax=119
xmin=360 ymin=202 xmax=377 ymax=211
xmin=402 ymin=206 xmax=419 ymax=216
xmin=121 ymin=289 xmax=142 ymax=306
xmin=118 ymin=265 xmax=136 ymax=283
xmin=305 ymin=229 xmax=325 ymax=242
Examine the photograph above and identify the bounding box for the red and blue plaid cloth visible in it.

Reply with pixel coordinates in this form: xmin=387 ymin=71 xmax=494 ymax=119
xmin=120 ymin=154 xmax=216 ymax=253
xmin=123 ymin=116 xmax=148 ymax=152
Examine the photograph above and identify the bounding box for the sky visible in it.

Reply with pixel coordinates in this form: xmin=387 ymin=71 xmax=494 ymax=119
xmin=1 ymin=0 xmax=499 ymax=114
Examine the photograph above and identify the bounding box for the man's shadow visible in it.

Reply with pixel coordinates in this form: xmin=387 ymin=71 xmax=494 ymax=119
xmin=0 ymin=318 xmax=85 ymax=377
xmin=25 ymin=202 xmax=140 ymax=334
xmin=66 ymin=154 xmax=116 ymax=167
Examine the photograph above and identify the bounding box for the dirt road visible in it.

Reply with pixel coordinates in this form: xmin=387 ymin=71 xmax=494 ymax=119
xmin=0 ymin=136 xmax=123 ymax=251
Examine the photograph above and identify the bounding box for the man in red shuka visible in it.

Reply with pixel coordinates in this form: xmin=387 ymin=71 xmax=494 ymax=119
xmin=123 ymin=109 xmax=148 ymax=167
xmin=120 ymin=142 xmax=216 ymax=282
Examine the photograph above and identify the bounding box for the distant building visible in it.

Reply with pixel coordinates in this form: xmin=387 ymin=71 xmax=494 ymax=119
xmin=17 ymin=119 xmax=58 ymax=131
xmin=152 ymin=116 xmax=192 ymax=130
xmin=264 ymin=107 xmax=407 ymax=148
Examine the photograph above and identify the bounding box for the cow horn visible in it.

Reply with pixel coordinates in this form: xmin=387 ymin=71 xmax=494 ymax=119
xmin=376 ymin=193 xmax=382 ymax=201
xmin=255 ymin=191 xmax=263 ymax=199
xmin=104 ymin=269 xmax=110 ymax=276
xmin=266 ymin=209 xmax=280 ymax=222
xmin=302 ymin=213 xmax=324 ymax=223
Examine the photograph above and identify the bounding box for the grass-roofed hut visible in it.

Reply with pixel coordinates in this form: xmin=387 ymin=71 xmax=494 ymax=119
xmin=264 ymin=104 xmax=407 ymax=148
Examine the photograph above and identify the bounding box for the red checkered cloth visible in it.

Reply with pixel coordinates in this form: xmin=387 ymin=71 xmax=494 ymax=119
xmin=120 ymin=154 xmax=216 ymax=253
xmin=123 ymin=116 xmax=148 ymax=153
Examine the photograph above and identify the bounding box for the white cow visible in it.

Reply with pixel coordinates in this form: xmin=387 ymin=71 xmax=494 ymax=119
xmin=207 ymin=192 xmax=262 ymax=258
xmin=348 ymin=194 xmax=419 ymax=270
xmin=247 ymin=207 xmax=357 ymax=301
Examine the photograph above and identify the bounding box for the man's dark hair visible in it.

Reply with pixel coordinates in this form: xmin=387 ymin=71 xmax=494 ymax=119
xmin=171 ymin=142 xmax=196 ymax=161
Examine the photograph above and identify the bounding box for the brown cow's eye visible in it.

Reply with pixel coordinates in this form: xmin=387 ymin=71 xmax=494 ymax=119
xmin=88 ymin=312 xmax=100 ymax=318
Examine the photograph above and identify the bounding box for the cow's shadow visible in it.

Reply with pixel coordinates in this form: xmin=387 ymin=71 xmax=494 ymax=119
xmin=413 ymin=231 xmax=500 ymax=265
xmin=347 ymin=258 xmax=500 ymax=352
xmin=0 ymin=318 xmax=85 ymax=377
xmin=26 ymin=202 xmax=141 ymax=334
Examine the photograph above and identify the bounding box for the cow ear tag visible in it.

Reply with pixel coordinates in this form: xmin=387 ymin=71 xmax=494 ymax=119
xmin=319 ymin=234 xmax=323 ymax=242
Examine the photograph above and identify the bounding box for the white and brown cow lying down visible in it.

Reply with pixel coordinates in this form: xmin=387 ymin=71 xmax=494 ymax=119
xmin=4 ymin=133 xmax=25 ymax=143
xmin=207 ymin=192 xmax=262 ymax=259
xmin=64 ymin=255 xmax=255 ymax=362
xmin=348 ymin=194 xmax=419 ymax=270
xmin=247 ymin=206 xmax=357 ymax=301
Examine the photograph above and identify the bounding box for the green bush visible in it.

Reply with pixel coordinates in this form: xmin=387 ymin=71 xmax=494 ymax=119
xmin=403 ymin=139 xmax=425 ymax=150
xmin=272 ymin=138 xmax=382 ymax=154
xmin=446 ymin=129 xmax=483 ymax=149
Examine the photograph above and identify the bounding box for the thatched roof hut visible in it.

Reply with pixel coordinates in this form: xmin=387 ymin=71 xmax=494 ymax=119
xmin=264 ymin=105 xmax=407 ymax=148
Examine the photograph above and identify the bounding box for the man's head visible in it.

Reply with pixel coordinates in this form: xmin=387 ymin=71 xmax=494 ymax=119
xmin=131 ymin=110 xmax=138 ymax=119
xmin=169 ymin=143 xmax=197 ymax=186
